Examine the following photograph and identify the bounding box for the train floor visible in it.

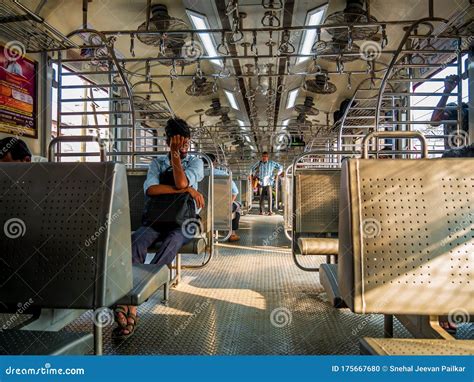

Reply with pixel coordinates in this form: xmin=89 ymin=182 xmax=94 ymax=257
xmin=71 ymin=211 xmax=415 ymax=355
xmin=2 ymin=211 xmax=473 ymax=355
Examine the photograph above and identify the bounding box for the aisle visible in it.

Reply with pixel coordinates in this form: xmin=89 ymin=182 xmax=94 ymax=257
xmin=66 ymin=213 xmax=410 ymax=354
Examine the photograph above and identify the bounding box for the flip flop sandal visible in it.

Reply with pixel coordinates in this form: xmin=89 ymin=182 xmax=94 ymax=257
xmin=114 ymin=306 xmax=129 ymax=329
xmin=112 ymin=312 xmax=139 ymax=341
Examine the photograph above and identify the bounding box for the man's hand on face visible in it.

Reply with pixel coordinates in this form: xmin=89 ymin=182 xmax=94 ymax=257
xmin=170 ymin=135 xmax=190 ymax=159
xmin=444 ymin=75 xmax=459 ymax=93
xmin=170 ymin=135 xmax=184 ymax=153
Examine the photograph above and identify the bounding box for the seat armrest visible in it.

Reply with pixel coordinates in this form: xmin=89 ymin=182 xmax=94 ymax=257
xmin=297 ymin=238 xmax=338 ymax=255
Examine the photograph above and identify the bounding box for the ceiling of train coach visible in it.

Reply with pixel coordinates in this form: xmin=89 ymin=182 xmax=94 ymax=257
xmin=8 ymin=0 xmax=473 ymax=169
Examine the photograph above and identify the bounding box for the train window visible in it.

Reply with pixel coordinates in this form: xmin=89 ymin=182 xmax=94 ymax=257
xmin=410 ymin=54 xmax=468 ymax=154
xmin=51 ymin=64 xmax=110 ymax=162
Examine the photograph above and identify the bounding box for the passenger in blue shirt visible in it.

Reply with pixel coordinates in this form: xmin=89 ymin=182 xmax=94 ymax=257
xmin=206 ymin=153 xmax=240 ymax=242
xmin=114 ymin=118 xmax=204 ymax=340
xmin=251 ymin=151 xmax=283 ymax=215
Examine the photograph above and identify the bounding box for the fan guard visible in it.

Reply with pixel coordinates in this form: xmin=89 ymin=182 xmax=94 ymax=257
xmin=324 ymin=0 xmax=379 ymax=41
xmin=186 ymin=77 xmax=215 ymax=96
xmin=205 ymin=98 xmax=230 ymax=117
xmin=137 ymin=4 xmax=188 ymax=47
xmin=305 ymin=74 xmax=337 ymax=94
xmin=295 ymin=96 xmax=319 ymax=116
xmin=137 ymin=4 xmax=196 ymax=67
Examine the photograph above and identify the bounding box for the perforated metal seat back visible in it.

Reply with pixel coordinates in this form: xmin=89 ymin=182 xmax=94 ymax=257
xmin=126 ymin=170 xmax=147 ymax=231
xmin=338 ymin=158 xmax=474 ymax=315
xmin=0 ymin=163 xmax=133 ymax=309
xmin=214 ymin=175 xmax=232 ymax=231
xmin=284 ymin=175 xmax=293 ymax=229
xmin=295 ymin=169 xmax=340 ymax=233
xmin=240 ymin=179 xmax=248 ymax=206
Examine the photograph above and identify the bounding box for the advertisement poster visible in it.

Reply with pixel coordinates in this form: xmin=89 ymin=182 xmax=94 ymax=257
xmin=0 ymin=44 xmax=37 ymax=138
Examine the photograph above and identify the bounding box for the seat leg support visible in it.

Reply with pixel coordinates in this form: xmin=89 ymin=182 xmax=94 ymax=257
xmin=162 ymin=282 xmax=170 ymax=304
xmin=384 ymin=314 xmax=393 ymax=338
xmin=94 ymin=321 xmax=103 ymax=355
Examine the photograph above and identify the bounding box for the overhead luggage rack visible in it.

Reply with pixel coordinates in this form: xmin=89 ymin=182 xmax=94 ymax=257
xmin=0 ymin=0 xmax=76 ymax=52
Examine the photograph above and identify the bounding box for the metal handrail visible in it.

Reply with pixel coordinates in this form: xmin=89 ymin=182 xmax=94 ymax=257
xmin=48 ymin=136 xmax=106 ymax=162
xmin=374 ymin=17 xmax=452 ymax=131
xmin=65 ymin=28 xmax=136 ymax=167
xmin=362 ymin=131 xmax=428 ymax=159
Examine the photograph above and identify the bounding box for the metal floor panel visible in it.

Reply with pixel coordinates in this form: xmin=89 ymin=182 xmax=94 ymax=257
xmin=3 ymin=214 xmax=472 ymax=355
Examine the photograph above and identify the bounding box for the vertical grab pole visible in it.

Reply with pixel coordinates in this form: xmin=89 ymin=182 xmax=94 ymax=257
xmin=56 ymin=51 xmax=62 ymax=161
xmin=457 ymin=38 xmax=464 ymax=142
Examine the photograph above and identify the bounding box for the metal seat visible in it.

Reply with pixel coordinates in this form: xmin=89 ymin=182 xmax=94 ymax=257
xmin=337 ymin=154 xmax=474 ymax=351
xmin=0 ymin=330 xmax=93 ymax=355
xmin=116 ymin=264 xmax=170 ymax=306
xmin=0 ymin=163 xmax=133 ymax=355
xmin=360 ymin=338 xmax=474 ymax=355
xmin=292 ymin=167 xmax=341 ymax=271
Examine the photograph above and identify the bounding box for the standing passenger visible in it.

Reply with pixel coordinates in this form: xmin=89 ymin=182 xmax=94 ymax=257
xmin=251 ymin=152 xmax=283 ymax=215
xmin=113 ymin=118 xmax=204 ymax=340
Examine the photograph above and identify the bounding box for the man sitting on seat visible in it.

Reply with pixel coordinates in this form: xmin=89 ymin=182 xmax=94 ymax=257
xmin=114 ymin=118 xmax=205 ymax=340
xmin=430 ymin=74 xmax=469 ymax=150
xmin=251 ymin=152 xmax=283 ymax=215
xmin=0 ymin=137 xmax=32 ymax=162
xmin=441 ymin=144 xmax=474 ymax=158
xmin=0 ymin=137 xmax=48 ymax=162
xmin=206 ymin=153 xmax=240 ymax=242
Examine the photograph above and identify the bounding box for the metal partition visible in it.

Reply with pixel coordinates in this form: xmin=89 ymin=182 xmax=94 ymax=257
xmin=213 ymin=174 xmax=233 ymax=241
xmin=282 ymin=165 xmax=293 ymax=240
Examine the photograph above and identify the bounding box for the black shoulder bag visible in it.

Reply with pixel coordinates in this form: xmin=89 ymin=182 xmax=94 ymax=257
xmin=142 ymin=165 xmax=195 ymax=231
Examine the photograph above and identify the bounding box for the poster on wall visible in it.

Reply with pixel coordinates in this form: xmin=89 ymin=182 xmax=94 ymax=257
xmin=0 ymin=43 xmax=37 ymax=138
